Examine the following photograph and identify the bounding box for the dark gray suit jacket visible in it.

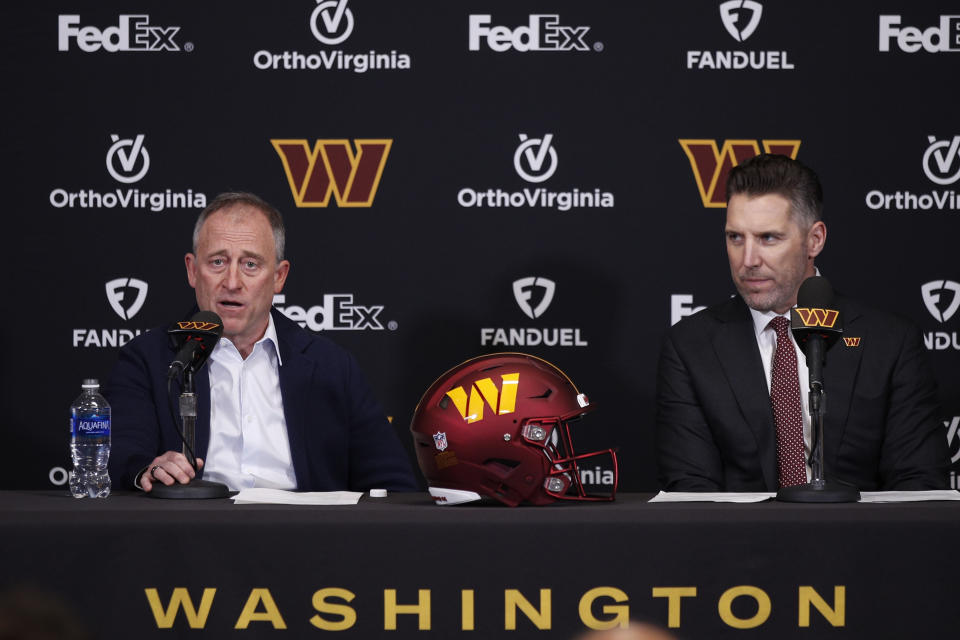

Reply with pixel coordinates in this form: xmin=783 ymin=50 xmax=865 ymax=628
xmin=656 ymin=295 xmax=948 ymax=491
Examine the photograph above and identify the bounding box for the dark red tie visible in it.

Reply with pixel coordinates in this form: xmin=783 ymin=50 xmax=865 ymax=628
xmin=769 ymin=316 xmax=807 ymax=487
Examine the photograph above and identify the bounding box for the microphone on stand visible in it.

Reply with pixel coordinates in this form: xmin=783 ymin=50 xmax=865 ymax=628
xmin=150 ymin=311 xmax=230 ymax=500
xmin=778 ymin=276 xmax=860 ymax=503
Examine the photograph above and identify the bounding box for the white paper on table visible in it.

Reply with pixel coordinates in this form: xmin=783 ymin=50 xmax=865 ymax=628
xmin=231 ymin=488 xmax=363 ymax=505
xmin=648 ymin=491 xmax=776 ymax=503
xmin=858 ymin=490 xmax=960 ymax=503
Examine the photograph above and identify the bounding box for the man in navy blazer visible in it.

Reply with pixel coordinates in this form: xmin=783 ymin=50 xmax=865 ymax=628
xmin=657 ymin=155 xmax=948 ymax=491
xmin=106 ymin=192 xmax=417 ymax=492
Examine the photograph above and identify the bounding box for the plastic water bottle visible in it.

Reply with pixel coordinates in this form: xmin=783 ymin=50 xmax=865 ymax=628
xmin=69 ymin=379 xmax=111 ymax=498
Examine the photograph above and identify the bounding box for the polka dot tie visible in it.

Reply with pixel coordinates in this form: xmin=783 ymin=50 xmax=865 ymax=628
xmin=769 ymin=316 xmax=807 ymax=487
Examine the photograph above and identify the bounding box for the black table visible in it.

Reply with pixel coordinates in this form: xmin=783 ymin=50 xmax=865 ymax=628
xmin=2 ymin=491 xmax=958 ymax=639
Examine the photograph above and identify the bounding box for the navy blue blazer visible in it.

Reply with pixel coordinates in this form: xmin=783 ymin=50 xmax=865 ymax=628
xmin=656 ymin=295 xmax=949 ymax=491
xmin=105 ymin=308 xmax=418 ymax=492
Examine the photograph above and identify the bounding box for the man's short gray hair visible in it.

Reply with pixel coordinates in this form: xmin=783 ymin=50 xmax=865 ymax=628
xmin=192 ymin=192 xmax=286 ymax=261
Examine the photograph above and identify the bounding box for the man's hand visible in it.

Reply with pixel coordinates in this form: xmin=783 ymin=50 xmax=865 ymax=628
xmin=139 ymin=452 xmax=204 ymax=492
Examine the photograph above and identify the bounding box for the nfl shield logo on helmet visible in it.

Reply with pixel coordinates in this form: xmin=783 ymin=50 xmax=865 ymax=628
xmin=433 ymin=432 xmax=448 ymax=451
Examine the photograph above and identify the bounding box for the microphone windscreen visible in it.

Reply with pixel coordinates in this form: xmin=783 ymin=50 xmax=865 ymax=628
xmin=797 ymin=276 xmax=835 ymax=309
xmin=190 ymin=310 xmax=225 ymax=338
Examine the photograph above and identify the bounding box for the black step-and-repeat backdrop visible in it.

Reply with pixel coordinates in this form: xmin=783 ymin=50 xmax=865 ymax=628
xmin=3 ymin=1 xmax=958 ymax=491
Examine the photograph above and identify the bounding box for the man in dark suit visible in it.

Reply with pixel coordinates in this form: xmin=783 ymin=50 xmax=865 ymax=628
xmin=106 ymin=192 xmax=417 ymax=492
xmin=657 ymin=155 xmax=948 ymax=491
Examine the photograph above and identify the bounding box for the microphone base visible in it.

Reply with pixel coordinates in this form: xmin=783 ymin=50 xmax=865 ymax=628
xmin=149 ymin=479 xmax=230 ymax=500
xmin=776 ymin=481 xmax=860 ymax=503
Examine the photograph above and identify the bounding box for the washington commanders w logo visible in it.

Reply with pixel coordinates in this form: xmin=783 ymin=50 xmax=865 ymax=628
xmin=446 ymin=373 xmax=519 ymax=424
xmin=176 ymin=321 xmax=221 ymax=331
xmin=271 ymin=138 xmax=392 ymax=207
xmin=794 ymin=308 xmax=839 ymax=328
xmin=679 ymin=139 xmax=801 ymax=207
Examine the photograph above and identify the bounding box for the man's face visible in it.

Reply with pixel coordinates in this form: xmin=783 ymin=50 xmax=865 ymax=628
xmin=185 ymin=205 xmax=289 ymax=351
xmin=725 ymin=193 xmax=825 ymax=314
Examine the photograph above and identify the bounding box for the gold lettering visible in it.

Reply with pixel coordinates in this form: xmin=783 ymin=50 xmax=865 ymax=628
xmin=799 ymin=586 xmax=845 ymax=627
xmin=717 ymin=586 xmax=770 ymax=629
xmin=505 ymin=589 xmax=552 ymax=630
xmin=579 ymin=586 xmax=629 ymax=630
xmin=384 ymin=589 xmax=431 ymax=630
xmin=462 ymin=589 xmax=475 ymax=631
xmin=234 ymin=588 xmax=287 ymax=630
xmin=144 ymin=587 xmax=216 ymax=629
xmin=651 ymin=587 xmax=697 ymax=628
xmin=310 ymin=588 xmax=357 ymax=631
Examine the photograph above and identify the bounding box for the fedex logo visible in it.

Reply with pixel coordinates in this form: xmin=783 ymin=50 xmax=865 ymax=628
xmin=469 ymin=15 xmax=591 ymax=52
xmin=58 ymin=15 xmax=181 ymax=52
xmin=879 ymin=15 xmax=960 ymax=53
xmin=794 ymin=308 xmax=839 ymax=328
xmin=445 ymin=374 xmax=519 ymax=424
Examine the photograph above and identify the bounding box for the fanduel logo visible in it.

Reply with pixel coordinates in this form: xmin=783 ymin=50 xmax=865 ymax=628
xmin=273 ymin=294 xmax=392 ymax=331
xmin=864 ymin=136 xmax=960 ymax=213
xmin=513 ymin=277 xmax=556 ymax=319
xmin=922 ymin=280 xmax=960 ymax=323
xmin=720 ymin=0 xmax=762 ymax=42
xmin=671 ymin=294 xmax=707 ymax=326
xmin=679 ymin=139 xmax=801 ymax=207
xmin=253 ymin=0 xmax=411 ymax=73
xmin=272 ymin=139 xmax=391 ymax=207
xmin=105 ymin=277 xmax=148 ymax=320
xmin=686 ymin=1 xmax=794 ymax=70
xmin=468 ymin=15 xmax=594 ymax=52
xmin=879 ymin=15 xmax=960 ymax=53
xmin=482 ymin=279 xmax=587 ymax=348
xmin=49 ymin=134 xmax=206 ymax=212
xmin=73 ymin=279 xmax=149 ymax=348
xmin=58 ymin=15 xmax=184 ymax=52
xmin=106 ymin=134 xmax=149 ymax=184
xmin=921 ymin=280 xmax=960 ymax=351
xmin=458 ymin=134 xmax=614 ymax=211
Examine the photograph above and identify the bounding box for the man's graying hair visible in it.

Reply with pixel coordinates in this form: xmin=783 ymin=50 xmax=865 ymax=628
xmin=192 ymin=192 xmax=286 ymax=261
xmin=726 ymin=154 xmax=823 ymax=229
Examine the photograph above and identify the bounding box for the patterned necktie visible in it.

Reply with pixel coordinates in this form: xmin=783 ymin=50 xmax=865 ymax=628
xmin=768 ymin=316 xmax=807 ymax=487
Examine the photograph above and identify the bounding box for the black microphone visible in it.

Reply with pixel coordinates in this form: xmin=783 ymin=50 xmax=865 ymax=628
xmin=166 ymin=311 xmax=224 ymax=379
xmin=790 ymin=276 xmax=843 ymax=391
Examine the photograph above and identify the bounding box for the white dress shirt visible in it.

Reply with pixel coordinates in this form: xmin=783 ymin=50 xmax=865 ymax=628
xmin=202 ymin=314 xmax=298 ymax=490
xmin=748 ymin=307 xmax=813 ymax=482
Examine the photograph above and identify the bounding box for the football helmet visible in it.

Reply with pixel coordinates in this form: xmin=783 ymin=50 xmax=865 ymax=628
xmin=410 ymin=353 xmax=618 ymax=506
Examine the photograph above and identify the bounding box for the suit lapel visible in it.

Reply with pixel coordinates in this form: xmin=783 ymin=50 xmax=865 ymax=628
xmin=712 ymin=298 xmax=778 ymax=489
xmin=822 ymin=297 xmax=864 ymax=471
xmin=273 ymin=310 xmax=314 ymax=488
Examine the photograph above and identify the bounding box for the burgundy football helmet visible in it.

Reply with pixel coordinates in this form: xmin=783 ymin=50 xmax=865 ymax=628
xmin=410 ymin=353 xmax=618 ymax=506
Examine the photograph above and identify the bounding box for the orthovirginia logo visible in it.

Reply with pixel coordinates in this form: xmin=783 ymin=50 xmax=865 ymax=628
xmin=49 ymin=134 xmax=205 ymax=212
xmin=253 ymin=0 xmax=411 ymax=72
xmin=74 ymin=278 xmax=149 ymax=348
xmin=481 ymin=278 xmax=587 ymax=347
xmin=686 ymin=1 xmax=794 ymax=70
xmin=272 ymin=138 xmax=391 ymax=207
xmin=679 ymin=139 xmax=801 ymax=207
xmin=865 ymin=136 xmax=960 ymax=212
xmin=921 ymin=280 xmax=960 ymax=351
xmin=458 ymin=134 xmax=614 ymax=211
